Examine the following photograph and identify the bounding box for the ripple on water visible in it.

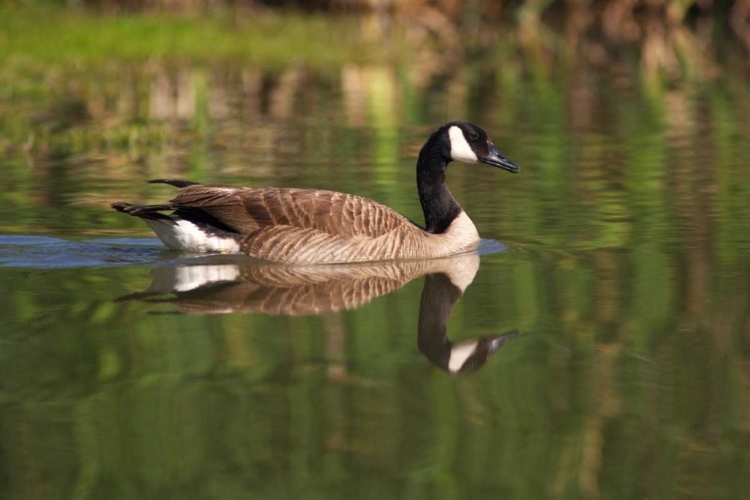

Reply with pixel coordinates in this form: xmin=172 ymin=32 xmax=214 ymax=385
xmin=477 ymin=238 xmax=508 ymax=256
xmin=0 ymin=235 xmax=164 ymax=269
xmin=0 ymin=235 xmax=510 ymax=269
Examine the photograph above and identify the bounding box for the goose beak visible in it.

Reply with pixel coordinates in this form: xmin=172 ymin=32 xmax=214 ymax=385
xmin=482 ymin=143 xmax=520 ymax=173
xmin=486 ymin=330 xmax=522 ymax=354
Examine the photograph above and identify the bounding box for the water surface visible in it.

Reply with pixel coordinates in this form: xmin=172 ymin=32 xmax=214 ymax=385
xmin=2 ymin=53 xmax=750 ymax=499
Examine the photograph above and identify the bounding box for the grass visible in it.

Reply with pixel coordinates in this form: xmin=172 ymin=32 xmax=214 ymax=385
xmin=0 ymin=6 xmax=403 ymax=69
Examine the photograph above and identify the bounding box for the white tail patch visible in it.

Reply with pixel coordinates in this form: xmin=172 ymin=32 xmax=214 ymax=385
xmin=145 ymin=218 xmax=240 ymax=254
xmin=448 ymin=126 xmax=478 ymax=163
xmin=172 ymin=265 xmax=241 ymax=292
xmin=448 ymin=339 xmax=480 ymax=373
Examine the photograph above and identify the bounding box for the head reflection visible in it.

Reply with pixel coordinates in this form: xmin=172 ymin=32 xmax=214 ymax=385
xmin=118 ymin=253 xmax=519 ymax=374
xmin=417 ymin=272 xmax=519 ymax=374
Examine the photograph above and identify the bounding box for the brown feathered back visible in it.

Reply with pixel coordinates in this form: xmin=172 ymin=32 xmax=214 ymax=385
xmin=113 ymin=181 xmax=480 ymax=263
xmin=171 ymin=185 xmax=415 ymax=238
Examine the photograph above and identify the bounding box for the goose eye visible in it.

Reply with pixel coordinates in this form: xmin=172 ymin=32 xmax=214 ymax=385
xmin=468 ymin=130 xmax=479 ymax=140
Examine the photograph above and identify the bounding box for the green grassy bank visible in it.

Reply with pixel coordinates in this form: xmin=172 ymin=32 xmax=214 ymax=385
xmin=0 ymin=6 xmax=399 ymax=68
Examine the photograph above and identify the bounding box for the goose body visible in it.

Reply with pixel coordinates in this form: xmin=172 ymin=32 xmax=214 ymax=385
xmin=112 ymin=121 xmax=520 ymax=264
xmin=119 ymin=253 xmax=521 ymax=373
xmin=118 ymin=253 xmax=482 ymax=315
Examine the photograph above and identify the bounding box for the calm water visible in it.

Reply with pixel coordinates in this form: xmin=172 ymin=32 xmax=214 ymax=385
xmin=2 ymin=56 xmax=750 ymax=499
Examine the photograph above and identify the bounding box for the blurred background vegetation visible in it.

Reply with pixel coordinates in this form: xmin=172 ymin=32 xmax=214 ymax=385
xmin=2 ymin=1 xmax=750 ymax=499
xmin=5 ymin=0 xmax=750 ymax=74
xmin=3 ymin=0 xmax=750 ymax=180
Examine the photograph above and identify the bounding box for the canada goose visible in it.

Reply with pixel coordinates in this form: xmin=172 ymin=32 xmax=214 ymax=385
xmin=117 ymin=254 xmax=520 ymax=373
xmin=416 ymin=272 xmax=520 ymax=374
xmin=111 ymin=121 xmax=520 ymax=264
xmin=117 ymin=253 xmax=482 ymax=315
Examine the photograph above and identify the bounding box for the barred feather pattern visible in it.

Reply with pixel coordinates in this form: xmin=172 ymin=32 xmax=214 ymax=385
xmin=122 ymin=183 xmax=481 ymax=264
xmin=118 ymin=252 xmax=481 ymax=316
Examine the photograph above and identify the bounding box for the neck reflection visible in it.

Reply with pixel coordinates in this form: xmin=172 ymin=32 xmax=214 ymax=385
xmin=417 ymin=272 xmax=519 ymax=374
xmin=118 ymin=254 xmax=519 ymax=374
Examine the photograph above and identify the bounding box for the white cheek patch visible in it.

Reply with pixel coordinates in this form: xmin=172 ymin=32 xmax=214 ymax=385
xmin=448 ymin=126 xmax=479 ymax=163
xmin=448 ymin=339 xmax=480 ymax=373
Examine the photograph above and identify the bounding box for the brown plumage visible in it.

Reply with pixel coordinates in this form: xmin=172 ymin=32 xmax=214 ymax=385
xmin=117 ymin=253 xmax=481 ymax=316
xmin=118 ymin=253 xmax=520 ymax=374
xmin=111 ymin=121 xmax=520 ymax=264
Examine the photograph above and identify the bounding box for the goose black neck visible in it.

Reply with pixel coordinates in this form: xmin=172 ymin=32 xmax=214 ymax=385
xmin=417 ymin=273 xmax=463 ymax=370
xmin=417 ymin=137 xmax=462 ymax=233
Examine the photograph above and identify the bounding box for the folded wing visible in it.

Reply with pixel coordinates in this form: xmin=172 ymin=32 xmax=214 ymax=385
xmin=168 ymin=184 xmax=417 ymax=239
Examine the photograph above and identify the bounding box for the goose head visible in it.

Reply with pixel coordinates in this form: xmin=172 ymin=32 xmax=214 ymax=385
xmin=442 ymin=121 xmax=520 ymax=174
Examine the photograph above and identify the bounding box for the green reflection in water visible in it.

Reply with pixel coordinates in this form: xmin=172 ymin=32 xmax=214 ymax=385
xmin=2 ymin=32 xmax=750 ymax=500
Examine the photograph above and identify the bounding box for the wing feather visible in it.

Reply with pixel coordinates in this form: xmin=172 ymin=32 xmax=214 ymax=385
xmin=169 ymin=185 xmax=417 ymax=239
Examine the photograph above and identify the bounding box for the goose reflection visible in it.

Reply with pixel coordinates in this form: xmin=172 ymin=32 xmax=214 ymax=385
xmin=119 ymin=253 xmax=519 ymax=374
xmin=417 ymin=272 xmax=519 ymax=374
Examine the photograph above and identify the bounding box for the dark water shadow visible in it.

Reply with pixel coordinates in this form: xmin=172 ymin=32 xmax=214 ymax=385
xmin=118 ymin=252 xmax=520 ymax=374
